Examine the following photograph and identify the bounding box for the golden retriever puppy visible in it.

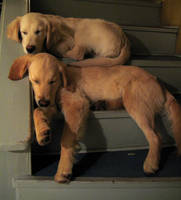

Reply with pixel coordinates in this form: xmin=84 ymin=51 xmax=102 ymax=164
xmin=7 ymin=12 xmax=130 ymax=67
xmin=9 ymin=53 xmax=181 ymax=183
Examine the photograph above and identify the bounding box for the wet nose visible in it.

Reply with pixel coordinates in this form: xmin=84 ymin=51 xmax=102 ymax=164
xmin=38 ymin=99 xmax=50 ymax=107
xmin=26 ymin=45 xmax=36 ymax=53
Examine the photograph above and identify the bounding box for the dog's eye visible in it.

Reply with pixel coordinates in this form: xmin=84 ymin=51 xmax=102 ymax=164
xmin=35 ymin=30 xmax=41 ymax=35
xmin=48 ymin=80 xmax=56 ymax=85
xmin=34 ymin=80 xmax=40 ymax=84
xmin=23 ymin=31 xmax=28 ymax=35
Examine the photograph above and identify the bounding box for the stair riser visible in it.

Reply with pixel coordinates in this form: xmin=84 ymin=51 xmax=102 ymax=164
xmin=124 ymin=27 xmax=178 ymax=56
xmin=30 ymin=0 xmax=161 ymax=27
xmin=32 ymin=110 xmax=175 ymax=154
xmin=143 ymin=67 xmax=181 ymax=93
xmin=81 ymin=113 xmax=174 ymax=152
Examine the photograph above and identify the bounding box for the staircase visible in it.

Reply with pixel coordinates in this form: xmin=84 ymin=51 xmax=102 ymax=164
xmin=0 ymin=0 xmax=181 ymax=199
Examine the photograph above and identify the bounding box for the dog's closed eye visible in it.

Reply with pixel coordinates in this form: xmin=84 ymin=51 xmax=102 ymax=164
xmin=48 ymin=80 xmax=56 ymax=85
xmin=22 ymin=31 xmax=28 ymax=35
xmin=32 ymin=79 xmax=40 ymax=84
xmin=35 ymin=30 xmax=41 ymax=35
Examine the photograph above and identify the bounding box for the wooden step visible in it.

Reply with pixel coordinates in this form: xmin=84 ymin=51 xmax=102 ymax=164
xmin=30 ymin=0 xmax=162 ymax=27
xmin=130 ymin=56 xmax=181 ymax=93
xmin=13 ymin=176 xmax=181 ymax=200
xmin=123 ymin=26 xmax=178 ymax=56
xmin=130 ymin=55 xmax=181 ymax=67
xmin=31 ymin=107 xmax=176 ymax=155
xmin=14 ymin=147 xmax=181 ymax=200
xmin=17 ymin=147 xmax=181 ymax=199
xmin=32 ymin=147 xmax=181 ymax=177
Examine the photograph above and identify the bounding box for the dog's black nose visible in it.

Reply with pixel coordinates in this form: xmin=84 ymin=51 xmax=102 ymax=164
xmin=26 ymin=45 xmax=36 ymax=53
xmin=38 ymin=100 xmax=50 ymax=107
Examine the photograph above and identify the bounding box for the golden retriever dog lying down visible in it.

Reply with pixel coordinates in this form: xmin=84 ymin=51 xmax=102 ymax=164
xmin=9 ymin=53 xmax=181 ymax=183
xmin=7 ymin=12 xmax=130 ymax=67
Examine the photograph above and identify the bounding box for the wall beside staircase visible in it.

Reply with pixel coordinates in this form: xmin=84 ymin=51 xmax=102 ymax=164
xmin=161 ymin=0 xmax=181 ymax=54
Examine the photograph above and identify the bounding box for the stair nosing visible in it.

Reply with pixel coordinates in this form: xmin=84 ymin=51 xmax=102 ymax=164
xmin=122 ymin=25 xmax=179 ymax=33
xmin=13 ymin=176 xmax=181 ymax=189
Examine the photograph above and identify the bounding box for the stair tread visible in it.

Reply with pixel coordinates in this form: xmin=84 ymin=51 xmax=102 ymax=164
xmin=131 ymin=55 xmax=181 ymax=61
xmin=129 ymin=55 xmax=181 ymax=67
xmin=32 ymin=147 xmax=181 ymax=178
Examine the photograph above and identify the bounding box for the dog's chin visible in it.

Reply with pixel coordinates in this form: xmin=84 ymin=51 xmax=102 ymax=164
xmin=24 ymin=48 xmax=42 ymax=55
xmin=24 ymin=50 xmax=37 ymax=55
xmin=36 ymin=101 xmax=54 ymax=109
xmin=37 ymin=103 xmax=50 ymax=108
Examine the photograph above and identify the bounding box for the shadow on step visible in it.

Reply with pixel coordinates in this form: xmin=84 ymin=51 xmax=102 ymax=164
xmin=32 ymin=147 xmax=181 ymax=179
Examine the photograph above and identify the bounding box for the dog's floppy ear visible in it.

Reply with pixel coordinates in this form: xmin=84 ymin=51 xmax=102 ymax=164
xmin=7 ymin=17 xmax=22 ymax=42
xmin=8 ymin=54 xmax=33 ymax=80
xmin=58 ymin=62 xmax=67 ymax=88
xmin=46 ymin=16 xmax=73 ymax=50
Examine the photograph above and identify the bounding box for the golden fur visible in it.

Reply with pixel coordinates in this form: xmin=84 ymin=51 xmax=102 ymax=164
xmin=7 ymin=12 xmax=130 ymax=67
xmin=9 ymin=53 xmax=181 ymax=183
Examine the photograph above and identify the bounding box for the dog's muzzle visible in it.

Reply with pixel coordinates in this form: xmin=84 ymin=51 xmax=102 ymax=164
xmin=38 ymin=99 xmax=50 ymax=107
xmin=26 ymin=45 xmax=36 ymax=53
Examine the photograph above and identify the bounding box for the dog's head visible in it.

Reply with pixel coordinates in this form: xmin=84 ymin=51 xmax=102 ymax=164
xmin=7 ymin=13 xmax=48 ymax=54
xmin=8 ymin=53 xmax=67 ymax=108
xmin=7 ymin=12 xmax=69 ymax=54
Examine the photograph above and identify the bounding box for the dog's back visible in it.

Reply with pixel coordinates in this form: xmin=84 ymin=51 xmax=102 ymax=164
xmin=67 ymin=65 xmax=155 ymax=101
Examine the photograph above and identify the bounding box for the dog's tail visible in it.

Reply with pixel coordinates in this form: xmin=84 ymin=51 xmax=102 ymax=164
xmin=70 ymin=39 xmax=130 ymax=67
xmin=164 ymin=90 xmax=181 ymax=155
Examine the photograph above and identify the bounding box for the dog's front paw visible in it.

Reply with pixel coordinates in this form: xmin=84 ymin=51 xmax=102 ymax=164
xmin=36 ymin=128 xmax=51 ymax=146
xmin=54 ymin=173 xmax=72 ymax=183
xmin=54 ymin=160 xmax=73 ymax=183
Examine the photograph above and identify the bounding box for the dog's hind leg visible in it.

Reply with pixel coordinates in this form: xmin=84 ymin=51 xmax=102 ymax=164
xmin=64 ymin=45 xmax=86 ymax=61
xmin=123 ymin=97 xmax=162 ymax=174
xmin=122 ymin=78 xmax=165 ymax=174
xmin=134 ymin=115 xmax=161 ymax=174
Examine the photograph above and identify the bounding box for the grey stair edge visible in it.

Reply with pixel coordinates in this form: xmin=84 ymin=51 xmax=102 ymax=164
xmin=90 ymin=110 xmax=129 ymax=119
xmin=129 ymin=58 xmax=181 ymax=67
xmin=122 ymin=26 xmax=179 ymax=33
xmin=12 ymin=176 xmax=181 ymax=189
xmin=79 ymin=144 xmax=177 ymax=154
xmin=32 ymin=144 xmax=176 ymax=155
xmin=0 ymin=142 xmax=30 ymax=152
xmin=75 ymin=0 xmax=162 ymax=8
xmin=2 ymin=140 xmax=174 ymax=154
